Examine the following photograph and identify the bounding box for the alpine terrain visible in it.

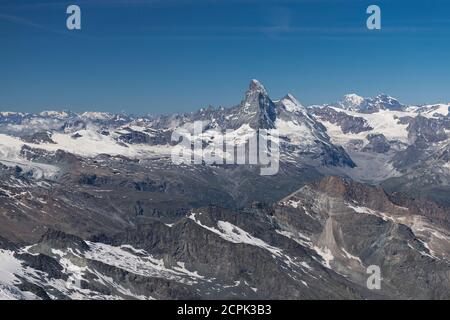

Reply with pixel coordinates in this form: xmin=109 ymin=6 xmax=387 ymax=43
xmin=1 ymin=80 xmax=449 ymax=299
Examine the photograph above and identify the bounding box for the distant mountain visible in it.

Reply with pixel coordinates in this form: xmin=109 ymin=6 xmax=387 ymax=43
xmin=333 ymin=93 xmax=405 ymax=113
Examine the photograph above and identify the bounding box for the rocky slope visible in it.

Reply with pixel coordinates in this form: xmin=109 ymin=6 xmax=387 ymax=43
xmin=1 ymin=176 xmax=449 ymax=299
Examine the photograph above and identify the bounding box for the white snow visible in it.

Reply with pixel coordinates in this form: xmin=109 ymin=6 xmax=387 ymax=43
xmin=0 ymin=249 xmax=40 ymax=300
xmin=280 ymin=94 xmax=304 ymax=112
xmin=80 ymin=112 xmax=112 ymax=121
xmin=0 ymin=128 xmax=173 ymax=170
xmin=0 ymin=249 xmax=22 ymax=285
xmin=341 ymin=248 xmax=363 ymax=265
xmin=325 ymin=107 xmax=413 ymax=143
xmin=188 ymin=213 xmax=282 ymax=257
xmin=340 ymin=94 xmax=365 ymax=109
xmin=312 ymin=246 xmax=334 ymax=269
xmin=412 ymin=104 xmax=450 ymax=118
xmin=0 ymin=134 xmax=60 ymax=179
xmin=348 ymin=204 xmax=393 ymax=222
xmin=0 ymin=239 xmax=217 ymax=300
xmin=274 ymin=118 xmax=315 ymax=146
xmin=85 ymin=242 xmax=206 ymax=283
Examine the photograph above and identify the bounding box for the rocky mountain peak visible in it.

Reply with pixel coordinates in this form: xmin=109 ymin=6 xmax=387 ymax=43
xmin=372 ymin=94 xmax=403 ymax=110
xmin=242 ymin=79 xmax=270 ymax=105
xmin=279 ymin=93 xmax=304 ymax=112
xmin=334 ymin=93 xmax=404 ymax=113
xmin=248 ymin=79 xmax=267 ymax=95
xmin=233 ymin=80 xmax=276 ymax=129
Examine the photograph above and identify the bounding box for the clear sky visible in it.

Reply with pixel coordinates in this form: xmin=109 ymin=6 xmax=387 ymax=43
xmin=1 ymin=0 xmax=450 ymax=114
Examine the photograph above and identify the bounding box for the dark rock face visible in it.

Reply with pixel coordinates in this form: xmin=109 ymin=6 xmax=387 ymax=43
xmin=363 ymin=134 xmax=391 ymax=153
xmin=22 ymin=131 xmax=56 ymax=144
xmin=407 ymin=116 xmax=448 ymax=144
xmin=118 ymin=131 xmax=151 ymax=144
xmin=132 ymin=179 xmax=167 ymax=192
xmin=78 ymin=174 xmax=110 ymax=186
xmin=1 ymin=176 xmax=448 ymax=300
xmin=315 ymin=142 xmax=356 ymax=168
xmin=61 ymin=119 xmax=87 ymax=132
xmin=71 ymin=133 xmax=83 ymax=139
xmin=0 ymin=235 xmax=17 ymax=250
xmin=16 ymin=253 xmax=66 ymax=280
xmin=312 ymin=106 xmax=373 ymax=134
xmin=16 ymin=279 xmax=52 ymax=300
xmin=20 ymin=145 xmax=79 ymax=166
xmin=275 ymin=176 xmax=450 ymax=299
xmin=228 ymin=79 xmax=277 ymax=130
xmin=39 ymin=229 xmax=90 ymax=253
xmin=391 ymin=144 xmax=426 ymax=169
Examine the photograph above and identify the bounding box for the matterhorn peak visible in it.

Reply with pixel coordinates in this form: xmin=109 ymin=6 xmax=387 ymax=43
xmin=248 ymin=79 xmax=268 ymax=95
xmin=235 ymin=79 xmax=276 ymax=129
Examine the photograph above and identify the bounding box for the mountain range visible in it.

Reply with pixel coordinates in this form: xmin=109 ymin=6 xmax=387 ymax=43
xmin=1 ymin=80 xmax=449 ymax=299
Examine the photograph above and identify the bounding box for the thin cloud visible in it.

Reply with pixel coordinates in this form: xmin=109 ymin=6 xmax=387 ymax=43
xmin=0 ymin=13 xmax=93 ymax=38
xmin=0 ymin=13 xmax=49 ymax=30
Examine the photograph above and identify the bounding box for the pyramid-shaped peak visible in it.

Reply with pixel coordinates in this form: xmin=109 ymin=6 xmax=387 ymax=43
xmin=280 ymin=93 xmax=304 ymax=112
xmin=248 ymin=79 xmax=268 ymax=95
xmin=234 ymin=79 xmax=276 ymax=129
xmin=284 ymin=93 xmax=302 ymax=105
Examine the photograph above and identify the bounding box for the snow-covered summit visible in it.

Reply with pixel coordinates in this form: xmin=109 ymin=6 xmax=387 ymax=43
xmin=248 ymin=79 xmax=268 ymax=96
xmin=339 ymin=94 xmax=365 ymax=110
xmin=80 ymin=112 xmax=113 ymax=121
xmin=371 ymin=94 xmax=403 ymax=111
xmin=334 ymin=93 xmax=405 ymax=113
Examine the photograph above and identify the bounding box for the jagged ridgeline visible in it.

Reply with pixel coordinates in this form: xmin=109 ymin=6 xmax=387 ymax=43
xmin=1 ymin=80 xmax=450 ymax=299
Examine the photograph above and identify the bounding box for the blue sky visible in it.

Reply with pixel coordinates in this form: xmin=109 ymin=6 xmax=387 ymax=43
xmin=1 ymin=0 xmax=450 ymax=114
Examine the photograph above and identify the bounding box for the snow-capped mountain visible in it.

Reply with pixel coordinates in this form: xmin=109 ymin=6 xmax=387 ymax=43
xmin=336 ymin=93 xmax=366 ymax=110
xmin=1 ymin=79 xmax=449 ymax=198
xmin=227 ymin=79 xmax=277 ymax=129
xmin=0 ymin=80 xmax=358 ymax=176
xmin=310 ymin=93 xmax=450 ymax=203
xmin=333 ymin=93 xmax=405 ymax=113
xmin=1 ymin=80 xmax=450 ymax=299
